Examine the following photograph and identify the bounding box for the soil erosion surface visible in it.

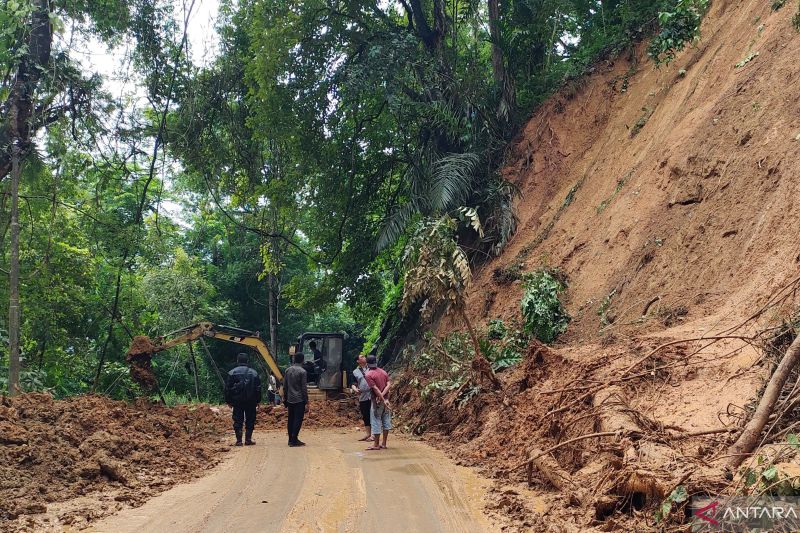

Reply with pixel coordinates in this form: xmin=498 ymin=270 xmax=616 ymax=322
xmin=90 ymin=429 xmax=496 ymax=533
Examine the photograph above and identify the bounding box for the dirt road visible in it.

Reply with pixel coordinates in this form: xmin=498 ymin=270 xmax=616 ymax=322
xmin=90 ymin=428 xmax=496 ymax=533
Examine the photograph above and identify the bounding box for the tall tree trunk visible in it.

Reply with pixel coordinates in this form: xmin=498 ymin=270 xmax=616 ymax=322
xmin=458 ymin=307 xmax=502 ymax=389
xmin=268 ymin=272 xmax=279 ymax=358
xmin=4 ymin=0 xmax=52 ymax=395
xmin=724 ymin=334 xmax=800 ymax=469
xmin=7 ymin=141 xmax=21 ymax=396
xmin=459 ymin=307 xmax=481 ymax=361
xmin=93 ymin=260 xmax=126 ymax=391
xmin=1 ymin=0 xmax=52 ymax=183
xmin=488 ymin=0 xmax=514 ymax=122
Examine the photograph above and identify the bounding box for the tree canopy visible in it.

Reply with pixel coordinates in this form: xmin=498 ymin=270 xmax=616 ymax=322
xmin=0 ymin=0 xmax=704 ymax=400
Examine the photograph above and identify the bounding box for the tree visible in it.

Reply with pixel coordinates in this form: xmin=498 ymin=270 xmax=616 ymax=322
xmin=400 ymin=211 xmax=501 ymax=389
xmin=488 ymin=0 xmax=515 ymax=121
xmin=4 ymin=0 xmax=52 ymax=395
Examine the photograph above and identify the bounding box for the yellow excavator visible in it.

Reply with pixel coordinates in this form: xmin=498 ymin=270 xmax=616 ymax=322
xmin=125 ymin=322 xmax=347 ymax=400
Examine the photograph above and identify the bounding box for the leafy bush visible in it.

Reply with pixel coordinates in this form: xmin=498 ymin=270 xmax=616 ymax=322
xmin=740 ymin=435 xmax=800 ymax=496
xmin=647 ymin=0 xmax=710 ymax=64
xmin=481 ymin=320 xmax=529 ymax=371
xmin=486 ymin=319 xmax=507 ymax=340
xmin=520 ymin=270 xmax=570 ymax=344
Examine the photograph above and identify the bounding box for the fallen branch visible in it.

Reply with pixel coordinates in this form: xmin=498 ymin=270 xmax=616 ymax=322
xmin=621 ymin=335 xmax=756 ymax=377
xmin=514 ymin=431 xmax=628 ymax=470
xmin=666 ymin=427 xmax=734 ymax=440
xmin=723 ymin=334 xmax=800 ymax=469
xmin=524 ymin=447 xmax=590 ymax=505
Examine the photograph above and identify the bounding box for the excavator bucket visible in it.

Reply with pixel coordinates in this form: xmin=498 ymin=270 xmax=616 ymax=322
xmin=126 ymin=335 xmax=159 ymax=390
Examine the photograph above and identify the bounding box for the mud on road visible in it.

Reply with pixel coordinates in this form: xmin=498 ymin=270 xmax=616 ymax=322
xmin=90 ymin=429 xmax=497 ymax=533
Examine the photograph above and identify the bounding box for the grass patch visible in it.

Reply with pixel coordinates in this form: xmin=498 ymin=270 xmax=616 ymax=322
xmin=596 ymin=174 xmax=630 ymax=214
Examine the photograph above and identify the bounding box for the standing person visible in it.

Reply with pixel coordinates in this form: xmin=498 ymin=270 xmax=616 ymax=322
xmin=224 ymin=353 xmax=262 ymax=447
xmin=284 ymin=351 xmax=309 ymax=447
xmin=267 ymin=373 xmax=278 ymax=405
xmin=364 ymin=355 xmax=392 ymax=451
xmin=351 ymin=354 xmax=372 ymax=441
xmin=310 ymin=340 xmax=325 ymax=383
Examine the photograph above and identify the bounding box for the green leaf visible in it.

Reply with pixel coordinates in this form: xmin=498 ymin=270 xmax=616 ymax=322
xmin=656 ymin=500 xmax=672 ymax=522
xmin=763 ymin=465 xmax=778 ymax=481
xmin=671 ymin=485 xmax=688 ymax=503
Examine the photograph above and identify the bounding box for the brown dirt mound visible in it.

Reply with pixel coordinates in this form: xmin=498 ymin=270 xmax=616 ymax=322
xmin=255 ymin=398 xmax=363 ymax=430
xmin=126 ymin=335 xmax=158 ymax=390
xmin=0 ymin=393 xmax=229 ymax=531
xmin=394 ymin=339 xmax=741 ymax=530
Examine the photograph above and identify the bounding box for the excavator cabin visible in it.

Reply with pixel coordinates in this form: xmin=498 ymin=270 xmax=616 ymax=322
xmin=289 ymin=332 xmax=346 ymax=400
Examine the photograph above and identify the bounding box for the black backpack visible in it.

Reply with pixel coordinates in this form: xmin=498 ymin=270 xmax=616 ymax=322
xmin=226 ymin=370 xmax=258 ymax=405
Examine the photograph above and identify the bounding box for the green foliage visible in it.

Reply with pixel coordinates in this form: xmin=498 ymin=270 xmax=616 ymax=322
xmin=772 ymin=0 xmax=787 ymax=10
xmin=735 ymin=51 xmax=760 ymax=68
xmin=648 ymin=0 xmax=710 ymax=64
xmin=630 ymin=107 xmax=654 ymax=137
xmin=794 ymin=2 xmax=800 ymax=31
xmin=487 ymin=319 xmax=508 ymax=340
xmin=654 ymin=485 xmax=688 ymax=522
xmin=740 ymin=438 xmax=800 ymax=496
xmin=401 ymin=214 xmax=476 ymax=320
xmin=597 ymin=289 xmax=617 ymax=329
xmin=596 ymin=178 xmax=628 ymax=214
xmin=520 ymin=269 xmax=571 ymax=343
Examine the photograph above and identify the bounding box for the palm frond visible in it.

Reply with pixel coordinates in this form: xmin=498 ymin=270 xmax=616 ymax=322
xmin=376 ymin=201 xmax=418 ymax=252
xmin=429 ymin=152 xmax=480 ymax=211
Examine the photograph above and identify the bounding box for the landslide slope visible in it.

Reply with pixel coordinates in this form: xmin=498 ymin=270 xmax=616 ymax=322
xmin=464 ymin=0 xmax=799 ymax=341
xmin=414 ymin=1 xmax=800 ymax=530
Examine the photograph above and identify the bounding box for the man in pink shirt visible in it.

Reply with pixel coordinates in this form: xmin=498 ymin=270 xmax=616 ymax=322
xmin=364 ymin=355 xmax=391 ymax=450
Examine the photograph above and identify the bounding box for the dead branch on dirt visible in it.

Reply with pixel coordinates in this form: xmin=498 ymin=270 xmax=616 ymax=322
xmin=471 ymin=353 xmax=503 ymax=390
xmin=518 ymin=431 xmax=626 ymax=469
xmin=723 ymin=334 xmax=800 ymax=469
xmin=717 ymin=274 xmax=800 ymax=337
xmin=621 ymin=335 xmax=757 ymax=377
xmin=666 ymin=427 xmax=734 ymax=439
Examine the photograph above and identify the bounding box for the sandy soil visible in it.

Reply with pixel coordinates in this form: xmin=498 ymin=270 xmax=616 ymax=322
xmin=89 ymin=429 xmax=496 ymax=533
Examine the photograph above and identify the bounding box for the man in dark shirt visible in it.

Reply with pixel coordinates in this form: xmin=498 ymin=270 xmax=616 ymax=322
xmin=224 ymin=353 xmax=262 ymax=446
xmin=283 ymin=352 xmax=309 ymax=447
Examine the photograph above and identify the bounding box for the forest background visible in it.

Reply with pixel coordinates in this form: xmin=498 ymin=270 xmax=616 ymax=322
xmin=0 ymin=0 xmax=711 ymax=401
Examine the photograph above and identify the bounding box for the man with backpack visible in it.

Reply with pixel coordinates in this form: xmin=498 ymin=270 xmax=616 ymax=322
xmin=224 ymin=352 xmax=262 ymax=446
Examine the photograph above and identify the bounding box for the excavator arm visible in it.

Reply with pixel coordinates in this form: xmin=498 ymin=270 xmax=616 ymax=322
xmin=144 ymin=321 xmax=283 ymax=380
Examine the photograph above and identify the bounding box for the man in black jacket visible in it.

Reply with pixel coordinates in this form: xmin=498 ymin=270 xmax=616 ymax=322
xmin=284 ymin=352 xmax=309 ymax=447
xmin=225 ymin=352 xmax=262 ymax=446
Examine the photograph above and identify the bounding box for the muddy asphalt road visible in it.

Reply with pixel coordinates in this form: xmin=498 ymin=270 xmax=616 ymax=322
xmin=90 ymin=429 xmax=496 ymax=533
